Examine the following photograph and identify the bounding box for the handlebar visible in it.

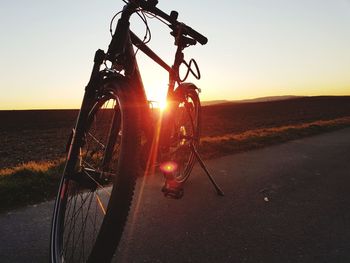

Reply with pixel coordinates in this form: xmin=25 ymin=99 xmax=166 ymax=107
xmin=136 ymin=0 xmax=208 ymax=45
xmin=106 ymin=0 xmax=207 ymax=62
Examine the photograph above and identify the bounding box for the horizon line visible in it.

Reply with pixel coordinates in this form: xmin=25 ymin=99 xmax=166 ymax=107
xmin=1 ymin=94 xmax=350 ymax=111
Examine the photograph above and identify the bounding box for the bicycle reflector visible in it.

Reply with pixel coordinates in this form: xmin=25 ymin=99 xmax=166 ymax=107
xmin=160 ymin=161 xmax=178 ymax=174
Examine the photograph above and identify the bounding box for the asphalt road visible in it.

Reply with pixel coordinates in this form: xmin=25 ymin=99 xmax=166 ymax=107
xmin=1 ymin=128 xmax=350 ymax=263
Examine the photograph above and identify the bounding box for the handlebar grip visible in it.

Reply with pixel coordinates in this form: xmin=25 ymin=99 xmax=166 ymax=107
xmin=183 ymin=25 xmax=208 ymax=45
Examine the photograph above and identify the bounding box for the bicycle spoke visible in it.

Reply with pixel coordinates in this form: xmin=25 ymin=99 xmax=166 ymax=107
xmin=82 ymin=169 xmax=112 ymax=197
xmin=87 ymin=132 xmax=106 ymax=150
xmin=95 ymin=192 xmax=107 ymax=215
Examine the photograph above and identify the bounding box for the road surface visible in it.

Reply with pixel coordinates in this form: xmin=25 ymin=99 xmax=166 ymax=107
xmin=1 ymin=128 xmax=350 ymax=263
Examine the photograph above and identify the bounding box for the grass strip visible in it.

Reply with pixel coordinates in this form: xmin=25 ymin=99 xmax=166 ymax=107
xmin=0 ymin=160 xmax=64 ymax=213
xmin=1 ymin=116 xmax=350 ymax=213
xmin=200 ymin=116 xmax=350 ymax=158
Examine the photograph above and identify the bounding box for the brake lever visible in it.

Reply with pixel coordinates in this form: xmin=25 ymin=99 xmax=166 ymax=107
xmin=147 ymin=0 xmax=158 ymax=7
xmin=170 ymin=10 xmax=178 ymax=22
xmin=136 ymin=0 xmax=158 ymax=8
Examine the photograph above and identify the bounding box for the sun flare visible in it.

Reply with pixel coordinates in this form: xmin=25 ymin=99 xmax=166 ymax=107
xmin=159 ymin=100 xmax=168 ymax=111
xmin=144 ymin=80 xmax=168 ymax=111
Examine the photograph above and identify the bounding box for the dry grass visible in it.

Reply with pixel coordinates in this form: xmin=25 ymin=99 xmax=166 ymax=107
xmin=0 ymin=159 xmax=65 ymax=213
xmin=0 ymin=159 xmax=63 ymax=177
xmin=200 ymin=116 xmax=350 ymax=159
xmin=202 ymin=116 xmax=350 ymax=143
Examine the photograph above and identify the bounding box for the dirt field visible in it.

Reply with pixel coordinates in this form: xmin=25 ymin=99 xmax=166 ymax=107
xmin=1 ymin=96 xmax=350 ymax=170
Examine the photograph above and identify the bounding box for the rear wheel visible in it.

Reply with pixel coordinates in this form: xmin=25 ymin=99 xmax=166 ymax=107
xmin=50 ymin=81 xmax=139 ymax=262
xmin=166 ymin=87 xmax=201 ymax=183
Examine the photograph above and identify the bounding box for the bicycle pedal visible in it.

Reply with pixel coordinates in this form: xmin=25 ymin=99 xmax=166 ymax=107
xmin=161 ymin=182 xmax=184 ymax=199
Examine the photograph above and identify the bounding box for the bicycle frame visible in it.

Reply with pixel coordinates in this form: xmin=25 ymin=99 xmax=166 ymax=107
xmin=103 ymin=1 xmax=202 ymax=145
xmin=114 ymin=23 xmax=188 ymax=119
xmin=50 ymin=3 xmax=222 ymax=262
xmin=65 ymin=3 xmax=185 ymax=179
xmin=105 ymin=0 xmax=204 ymax=108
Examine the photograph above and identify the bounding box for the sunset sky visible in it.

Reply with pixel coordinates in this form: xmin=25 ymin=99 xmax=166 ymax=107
xmin=1 ymin=0 xmax=350 ymax=110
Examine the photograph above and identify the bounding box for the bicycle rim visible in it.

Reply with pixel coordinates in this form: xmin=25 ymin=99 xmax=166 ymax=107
xmin=51 ymin=87 xmax=138 ymax=262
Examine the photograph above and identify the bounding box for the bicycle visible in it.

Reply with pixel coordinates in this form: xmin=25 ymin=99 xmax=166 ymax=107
xmin=50 ymin=0 xmax=223 ymax=262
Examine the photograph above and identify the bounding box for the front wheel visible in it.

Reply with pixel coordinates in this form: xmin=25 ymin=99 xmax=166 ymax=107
xmin=50 ymin=80 xmax=139 ymax=262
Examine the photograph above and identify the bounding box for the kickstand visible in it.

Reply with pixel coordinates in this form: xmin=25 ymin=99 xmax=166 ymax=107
xmin=190 ymin=143 xmax=224 ymax=196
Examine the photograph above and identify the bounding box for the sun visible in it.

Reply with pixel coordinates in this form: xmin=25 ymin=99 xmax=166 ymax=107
xmin=159 ymin=99 xmax=168 ymax=111
xmin=144 ymin=80 xmax=168 ymax=111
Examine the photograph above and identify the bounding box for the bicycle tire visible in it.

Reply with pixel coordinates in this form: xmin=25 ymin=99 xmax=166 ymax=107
xmin=50 ymin=79 xmax=139 ymax=263
xmin=167 ymin=86 xmax=201 ymax=183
